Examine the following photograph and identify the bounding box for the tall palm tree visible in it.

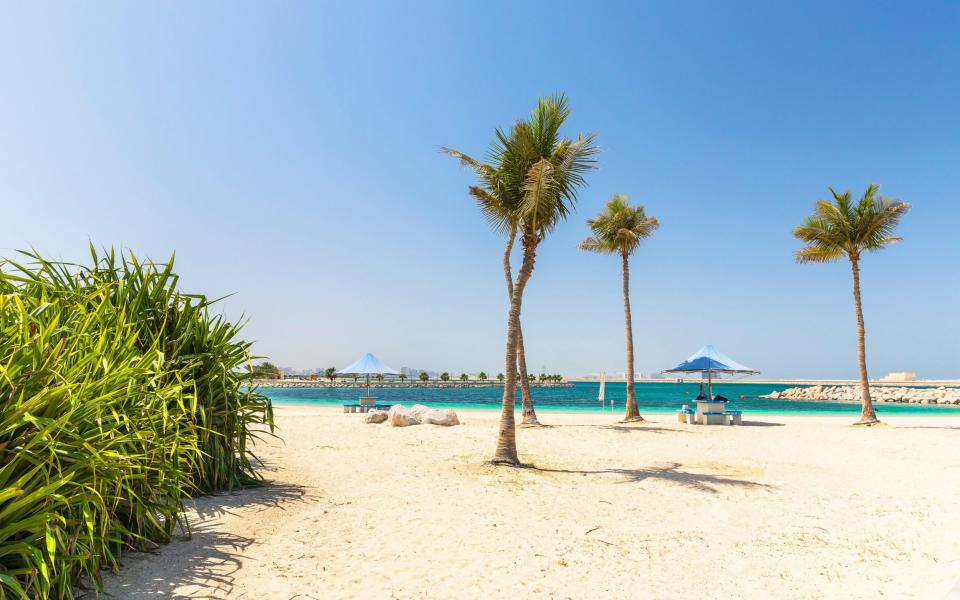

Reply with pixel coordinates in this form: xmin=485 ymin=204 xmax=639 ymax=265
xmin=793 ymin=184 xmax=910 ymax=426
xmin=443 ymin=154 xmax=539 ymax=424
xmin=579 ymin=195 xmax=659 ymax=422
xmin=447 ymin=94 xmax=598 ymax=464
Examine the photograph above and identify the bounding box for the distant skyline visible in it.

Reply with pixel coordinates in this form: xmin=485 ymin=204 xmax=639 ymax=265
xmin=1 ymin=2 xmax=958 ymax=378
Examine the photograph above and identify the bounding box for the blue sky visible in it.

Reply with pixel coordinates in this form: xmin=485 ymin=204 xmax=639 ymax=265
xmin=1 ymin=2 xmax=958 ymax=378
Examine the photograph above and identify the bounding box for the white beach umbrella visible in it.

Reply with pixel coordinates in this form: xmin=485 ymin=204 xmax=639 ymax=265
xmin=336 ymin=353 xmax=400 ymax=398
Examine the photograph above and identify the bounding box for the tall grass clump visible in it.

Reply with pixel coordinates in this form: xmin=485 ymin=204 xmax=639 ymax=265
xmin=0 ymin=247 xmax=273 ymax=599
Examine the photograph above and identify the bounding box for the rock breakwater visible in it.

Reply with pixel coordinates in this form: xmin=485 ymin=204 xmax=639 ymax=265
xmin=766 ymin=385 xmax=960 ymax=405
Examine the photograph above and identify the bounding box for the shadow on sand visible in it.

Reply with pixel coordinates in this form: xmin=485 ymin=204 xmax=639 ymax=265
xmin=536 ymin=422 xmax=689 ymax=435
xmin=524 ymin=461 xmax=773 ymax=494
xmin=99 ymin=482 xmax=309 ymax=599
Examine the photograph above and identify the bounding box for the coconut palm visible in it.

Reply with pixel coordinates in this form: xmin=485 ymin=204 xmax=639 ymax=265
xmin=459 ymin=373 xmax=469 ymax=382
xmin=440 ymin=372 xmax=450 ymax=382
xmin=793 ymin=184 xmax=910 ymax=425
xmin=399 ymin=373 xmax=407 ymax=383
xmin=479 ymin=371 xmax=487 ymax=381
xmin=419 ymin=371 xmax=429 ymax=382
xmin=443 ymin=154 xmax=539 ymax=424
xmin=497 ymin=373 xmax=504 ymax=382
xmin=579 ymin=195 xmax=659 ymax=422
xmin=324 ymin=367 xmax=337 ymax=383
xmin=447 ymin=94 xmax=598 ymax=464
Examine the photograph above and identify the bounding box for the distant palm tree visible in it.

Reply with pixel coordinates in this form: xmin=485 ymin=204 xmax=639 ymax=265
xmin=324 ymin=367 xmax=337 ymax=383
xmin=459 ymin=373 xmax=468 ymax=382
xmin=579 ymin=194 xmax=659 ymax=422
xmin=419 ymin=371 xmax=429 ymax=382
xmin=478 ymin=371 xmax=487 ymax=381
xmin=399 ymin=373 xmax=407 ymax=383
xmin=793 ymin=184 xmax=909 ymax=426
xmin=497 ymin=373 xmax=504 ymax=383
xmin=375 ymin=373 xmax=384 ymax=384
xmin=440 ymin=372 xmax=450 ymax=382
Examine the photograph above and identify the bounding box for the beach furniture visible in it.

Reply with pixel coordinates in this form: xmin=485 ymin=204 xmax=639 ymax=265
xmin=337 ymin=352 xmax=401 ymax=413
xmin=662 ymin=344 xmax=759 ymax=426
xmin=342 ymin=402 xmax=393 ymax=413
xmin=702 ymin=411 xmax=727 ymax=425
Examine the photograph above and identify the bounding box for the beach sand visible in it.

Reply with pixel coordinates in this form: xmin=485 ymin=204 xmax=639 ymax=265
xmin=102 ymin=406 xmax=960 ymax=599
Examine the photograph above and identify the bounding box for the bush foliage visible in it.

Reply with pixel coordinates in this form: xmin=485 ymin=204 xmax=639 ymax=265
xmin=0 ymin=248 xmax=273 ymax=599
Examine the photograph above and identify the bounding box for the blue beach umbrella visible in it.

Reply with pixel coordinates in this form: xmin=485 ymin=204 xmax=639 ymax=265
xmin=337 ymin=353 xmax=400 ymax=398
xmin=663 ymin=344 xmax=758 ymax=399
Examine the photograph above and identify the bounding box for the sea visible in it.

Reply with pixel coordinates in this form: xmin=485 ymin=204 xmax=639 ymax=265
xmin=261 ymin=381 xmax=960 ymax=416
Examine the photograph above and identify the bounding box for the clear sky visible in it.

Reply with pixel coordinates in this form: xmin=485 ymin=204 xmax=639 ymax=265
xmin=2 ymin=2 xmax=958 ymax=379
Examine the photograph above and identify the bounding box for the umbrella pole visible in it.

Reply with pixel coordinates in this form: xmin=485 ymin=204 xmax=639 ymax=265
xmin=708 ymin=369 xmax=713 ymax=400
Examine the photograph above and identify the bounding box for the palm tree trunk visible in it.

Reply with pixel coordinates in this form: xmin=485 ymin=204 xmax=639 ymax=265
xmin=493 ymin=234 xmax=538 ymax=465
xmin=502 ymin=227 xmax=539 ymax=426
xmin=621 ymin=252 xmax=642 ymax=422
xmin=516 ymin=324 xmax=539 ymax=424
xmin=849 ymin=256 xmax=878 ymax=425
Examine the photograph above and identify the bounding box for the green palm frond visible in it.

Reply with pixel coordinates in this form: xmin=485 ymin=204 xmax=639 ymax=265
xmin=579 ymin=194 xmax=659 ymax=256
xmin=468 ymin=186 xmax=514 ymax=235
xmin=444 ymin=94 xmax=599 ymax=242
xmin=793 ymin=184 xmax=910 ymax=262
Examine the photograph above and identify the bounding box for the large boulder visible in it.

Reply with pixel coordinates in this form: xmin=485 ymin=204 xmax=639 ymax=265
xmin=388 ymin=404 xmax=421 ymax=427
xmin=364 ymin=410 xmax=388 ymax=424
xmin=409 ymin=404 xmax=432 ymax=419
xmin=421 ymin=409 xmax=460 ymax=427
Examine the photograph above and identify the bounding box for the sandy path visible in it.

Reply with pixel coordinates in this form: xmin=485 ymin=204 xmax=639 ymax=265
xmin=102 ymin=407 xmax=960 ymax=599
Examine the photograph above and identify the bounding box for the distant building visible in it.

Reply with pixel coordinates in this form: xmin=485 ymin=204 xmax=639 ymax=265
xmin=880 ymin=372 xmax=917 ymax=382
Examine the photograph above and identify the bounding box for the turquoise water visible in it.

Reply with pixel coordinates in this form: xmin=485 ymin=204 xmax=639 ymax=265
xmin=262 ymin=381 xmax=960 ymax=416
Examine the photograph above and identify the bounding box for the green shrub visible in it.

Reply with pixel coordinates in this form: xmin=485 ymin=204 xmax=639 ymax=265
xmin=0 ymin=248 xmax=273 ymax=599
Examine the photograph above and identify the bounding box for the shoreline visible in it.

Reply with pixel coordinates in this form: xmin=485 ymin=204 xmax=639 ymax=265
xmin=268 ymin=399 xmax=960 ymax=414
xmin=250 ymin=379 xmax=573 ymax=389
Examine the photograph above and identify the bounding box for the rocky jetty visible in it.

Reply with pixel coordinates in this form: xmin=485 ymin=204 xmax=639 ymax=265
xmin=766 ymin=385 xmax=960 ymax=405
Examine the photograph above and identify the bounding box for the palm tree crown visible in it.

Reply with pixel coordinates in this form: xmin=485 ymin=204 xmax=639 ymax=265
xmin=442 ymin=94 xmax=599 ymax=239
xmin=578 ymin=195 xmax=659 ymax=256
xmin=793 ymin=184 xmax=909 ymax=263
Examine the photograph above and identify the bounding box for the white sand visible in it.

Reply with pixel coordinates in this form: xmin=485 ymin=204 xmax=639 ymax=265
xmin=103 ymin=406 xmax=960 ymax=599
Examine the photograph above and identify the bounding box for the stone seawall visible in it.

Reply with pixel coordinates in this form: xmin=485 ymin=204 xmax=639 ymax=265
xmin=250 ymin=379 xmax=574 ymax=389
xmin=765 ymin=385 xmax=960 ymax=405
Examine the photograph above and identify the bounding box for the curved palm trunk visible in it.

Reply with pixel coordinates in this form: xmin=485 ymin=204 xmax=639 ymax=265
xmin=502 ymin=227 xmax=540 ymax=426
xmin=850 ymin=256 xmax=878 ymax=425
xmin=516 ymin=325 xmax=539 ymax=424
xmin=621 ymin=252 xmax=642 ymax=422
xmin=493 ymin=234 xmax=538 ymax=465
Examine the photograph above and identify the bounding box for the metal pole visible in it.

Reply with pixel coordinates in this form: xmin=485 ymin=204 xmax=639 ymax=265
xmin=708 ymin=369 xmax=713 ymax=400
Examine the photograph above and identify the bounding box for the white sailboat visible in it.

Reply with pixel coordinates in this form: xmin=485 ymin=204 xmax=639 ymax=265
xmin=598 ymin=371 xmax=606 ymax=409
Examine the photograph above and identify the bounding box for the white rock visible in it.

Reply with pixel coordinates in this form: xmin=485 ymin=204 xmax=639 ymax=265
xmin=421 ymin=409 xmax=460 ymax=426
xmin=409 ymin=404 xmax=432 ymax=419
xmin=364 ymin=410 xmax=388 ymax=424
xmin=388 ymin=404 xmax=422 ymax=427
